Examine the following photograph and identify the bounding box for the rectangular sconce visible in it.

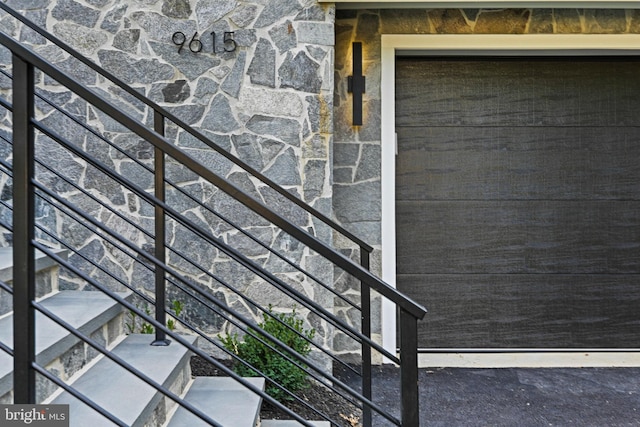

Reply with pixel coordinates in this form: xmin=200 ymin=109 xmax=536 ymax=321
xmin=347 ymin=42 xmax=365 ymax=126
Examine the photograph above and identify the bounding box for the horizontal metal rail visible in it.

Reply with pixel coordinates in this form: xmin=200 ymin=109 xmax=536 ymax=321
xmin=0 ymin=95 xmax=11 ymax=111
xmin=0 ymin=279 xmax=11 ymax=294
xmin=32 ymin=364 xmax=127 ymax=427
xmin=0 ymin=161 xmax=12 ymax=176
xmin=0 ymin=340 xmax=12 ymax=357
xmin=0 ymin=219 xmax=11 ymax=232
xmin=33 ymin=218 xmax=156 ymax=307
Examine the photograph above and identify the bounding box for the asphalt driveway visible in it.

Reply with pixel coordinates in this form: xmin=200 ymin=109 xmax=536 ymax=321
xmin=361 ymin=366 xmax=640 ymax=426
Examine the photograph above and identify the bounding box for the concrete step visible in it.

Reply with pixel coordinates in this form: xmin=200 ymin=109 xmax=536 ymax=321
xmin=0 ymin=290 xmax=130 ymax=403
xmin=166 ymin=376 xmax=265 ymax=427
xmin=0 ymin=247 xmax=68 ymax=317
xmin=50 ymin=334 xmax=196 ymax=427
xmin=261 ymin=421 xmax=330 ymax=427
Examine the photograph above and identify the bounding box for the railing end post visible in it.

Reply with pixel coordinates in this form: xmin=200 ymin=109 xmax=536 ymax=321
xmin=12 ymin=52 xmax=37 ymax=404
xmin=399 ymin=308 xmax=420 ymax=426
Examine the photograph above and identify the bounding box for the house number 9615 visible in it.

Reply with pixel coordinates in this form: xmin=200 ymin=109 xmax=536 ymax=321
xmin=172 ymin=31 xmax=237 ymax=54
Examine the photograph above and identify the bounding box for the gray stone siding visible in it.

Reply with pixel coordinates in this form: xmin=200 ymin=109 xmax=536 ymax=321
xmin=0 ymin=0 xmax=338 ymax=354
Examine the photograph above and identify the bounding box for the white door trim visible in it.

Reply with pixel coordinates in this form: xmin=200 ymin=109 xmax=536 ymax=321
xmin=380 ymin=34 xmax=640 ymax=367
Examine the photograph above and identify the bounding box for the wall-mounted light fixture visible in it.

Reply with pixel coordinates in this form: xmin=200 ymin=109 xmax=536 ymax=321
xmin=347 ymin=42 xmax=365 ymax=126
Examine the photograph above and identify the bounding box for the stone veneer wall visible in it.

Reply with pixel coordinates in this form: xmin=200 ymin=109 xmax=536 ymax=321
xmin=333 ymin=8 xmax=640 ymax=346
xmin=0 ymin=0 xmax=341 ymax=355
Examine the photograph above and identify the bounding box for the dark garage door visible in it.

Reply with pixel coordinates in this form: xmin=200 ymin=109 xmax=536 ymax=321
xmin=395 ymin=57 xmax=640 ymax=349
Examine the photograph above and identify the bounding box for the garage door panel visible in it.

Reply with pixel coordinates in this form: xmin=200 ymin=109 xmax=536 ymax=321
xmin=402 ymin=274 xmax=640 ymax=348
xmin=396 ymin=126 xmax=640 ymax=201
xmin=396 ymin=59 xmax=640 ymax=127
xmin=396 ymin=201 xmax=640 ymax=275
xmin=396 ymin=58 xmax=640 ymax=349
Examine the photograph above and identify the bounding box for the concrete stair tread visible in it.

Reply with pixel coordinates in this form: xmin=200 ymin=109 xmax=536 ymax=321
xmin=167 ymin=377 xmax=265 ymax=427
xmin=51 ymin=334 xmax=196 ymax=427
xmin=0 ymin=290 xmax=130 ymax=398
xmin=0 ymin=248 xmax=68 ymax=319
xmin=0 ymin=247 xmax=66 ymax=284
xmin=261 ymin=421 xmax=330 ymax=427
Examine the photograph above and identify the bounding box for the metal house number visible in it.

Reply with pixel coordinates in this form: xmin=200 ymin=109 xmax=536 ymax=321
xmin=172 ymin=31 xmax=237 ymax=54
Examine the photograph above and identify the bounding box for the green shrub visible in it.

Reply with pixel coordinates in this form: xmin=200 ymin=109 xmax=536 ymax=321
xmin=220 ymin=306 xmax=316 ymax=402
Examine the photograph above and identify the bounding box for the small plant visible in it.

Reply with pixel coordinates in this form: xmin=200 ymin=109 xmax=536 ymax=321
xmin=139 ymin=304 xmax=154 ymax=334
xmin=167 ymin=299 xmax=184 ymax=331
xmin=140 ymin=321 xmax=154 ymax=334
xmin=126 ymin=303 xmax=154 ymax=334
xmin=125 ymin=306 xmax=137 ymax=334
xmin=220 ymin=306 xmax=316 ymax=402
xmin=126 ymin=299 xmax=184 ymax=334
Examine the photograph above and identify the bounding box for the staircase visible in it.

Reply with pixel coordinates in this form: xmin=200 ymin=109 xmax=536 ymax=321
xmin=0 ymin=249 xmax=327 ymax=426
xmin=0 ymin=3 xmax=426 ymax=426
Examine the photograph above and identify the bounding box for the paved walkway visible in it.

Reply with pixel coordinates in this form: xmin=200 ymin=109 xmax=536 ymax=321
xmin=362 ymin=366 xmax=640 ymax=426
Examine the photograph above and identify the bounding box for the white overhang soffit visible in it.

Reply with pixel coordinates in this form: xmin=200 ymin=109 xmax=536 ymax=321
xmin=326 ymin=0 xmax=640 ymax=9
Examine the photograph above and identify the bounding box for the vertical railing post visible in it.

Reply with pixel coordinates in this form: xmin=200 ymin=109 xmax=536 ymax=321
xmin=360 ymin=247 xmax=372 ymax=426
xmin=12 ymin=53 xmax=37 ymax=403
xmin=152 ymin=110 xmax=169 ymax=346
xmin=399 ymin=308 xmax=420 ymax=426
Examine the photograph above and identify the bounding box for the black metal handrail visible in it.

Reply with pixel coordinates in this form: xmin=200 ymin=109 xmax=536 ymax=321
xmin=26 ymin=112 xmax=362 ymax=370
xmin=1 ymin=4 xmax=427 ymax=426
xmin=0 ymin=2 xmax=427 ymax=314
xmin=0 ymin=20 xmax=425 ymax=315
xmin=32 ymin=176 xmax=362 ymax=380
xmin=28 ymin=86 xmax=360 ymax=313
xmin=33 ymin=119 xmax=392 ymax=362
